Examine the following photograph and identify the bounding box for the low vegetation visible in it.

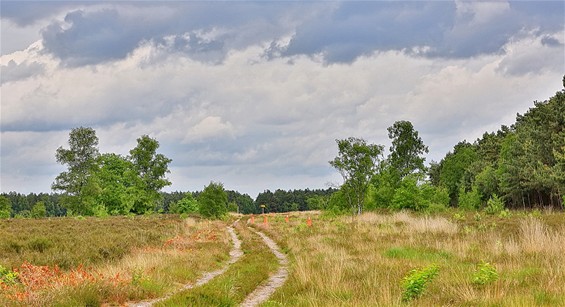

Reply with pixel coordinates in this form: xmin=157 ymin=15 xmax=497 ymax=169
xmin=263 ymin=210 xmax=565 ymax=306
xmin=0 ymin=215 xmax=231 ymax=306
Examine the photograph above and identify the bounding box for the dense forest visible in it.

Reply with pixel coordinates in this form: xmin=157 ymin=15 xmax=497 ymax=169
xmin=430 ymin=77 xmax=564 ymax=210
xmin=0 ymin=76 xmax=563 ymax=218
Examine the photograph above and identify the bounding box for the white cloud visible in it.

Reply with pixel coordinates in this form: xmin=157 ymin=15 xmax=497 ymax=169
xmin=1 ymin=2 xmax=563 ymax=196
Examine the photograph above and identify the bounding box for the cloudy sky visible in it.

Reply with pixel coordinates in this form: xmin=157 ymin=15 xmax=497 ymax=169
xmin=1 ymin=1 xmax=564 ymax=197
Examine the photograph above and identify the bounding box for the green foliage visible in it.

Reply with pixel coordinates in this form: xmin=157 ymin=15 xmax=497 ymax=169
xmin=392 ymin=176 xmax=424 ymax=211
xmin=472 ymin=261 xmax=498 ymax=286
xmin=93 ymin=153 xmax=138 ymax=215
xmin=401 ymin=264 xmax=440 ymax=302
xmin=0 ymin=265 xmax=19 ymax=285
xmin=129 ymin=135 xmax=172 ymax=214
xmin=326 ymin=189 xmax=350 ymax=214
xmin=170 ymin=193 xmax=199 ymax=214
xmin=387 ymin=120 xmax=429 ymax=180
xmin=198 ymin=182 xmax=228 ymax=219
xmin=458 ymin=185 xmax=483 ymax=211
xmin=330 ymin=137 xmax=384 ymax=215
xmin=31 ymin=201 xmax=47 ymax=218
xmin=438 ymin=142 xmax=478 ymax=204
xmin=370 ymin=169 xmax=397 ymax=209
xmin=484 ymin=194 xmax=505 ymax=215
xmin=52 ymin=127 xmax=100 ymax=216
xmin=420 ymin=184 xmax=449 ymax=208
xmin=0 ymin=196 xmax=11 ymax=219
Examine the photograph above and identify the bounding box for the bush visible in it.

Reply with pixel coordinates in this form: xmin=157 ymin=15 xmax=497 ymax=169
xmin=392 ymin=177 xmax=425 ymax=211
xmin=401 ymin=264 xmax=440 ymax=302
xmin=0 ymin=196 xmax=12 ymax=219
xmin=170 ymin=194 xmax=199 ymax=214
xmin=472 ymin=261 xmax=498 ymax=285
xmin=484 ymin=194 xmax=505 ymax=215
xmin=458 ymin=186 xmax=482 ymax=210
xmin=198 ymin=182 xmax=228 ymax=219
xmin=31 ymin=201 xmax=48 ymax=218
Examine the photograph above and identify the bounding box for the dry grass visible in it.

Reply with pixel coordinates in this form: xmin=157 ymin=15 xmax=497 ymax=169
xmin=264 ymin=210 xmax=565 ymax=306
xmin=0 ymin=216 xmax=231 ymax=306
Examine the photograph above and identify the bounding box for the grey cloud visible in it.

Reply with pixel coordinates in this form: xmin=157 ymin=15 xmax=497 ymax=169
xmin=280 ymin=1 xmax=564 ymax=63
xmin=0 ymin=1 xmax=84 ymax=26
xmin=39 ymin=2 xmax=308 ymax=66
xmin=0 ymin=60 xmax=45 ymax=84
xmin=541 ymin=36 xmax=563 ymax=47
xmin=282 ymin=2 xmax=455 ymax=62
xmin=41 ymin=8 xmax=166 ymax=66
xmin=6 ymin=1 xmax=565 ymax=66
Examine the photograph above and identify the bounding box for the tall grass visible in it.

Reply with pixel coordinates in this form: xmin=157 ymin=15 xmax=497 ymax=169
xmin=265 ymin=210 xmax=565 ymax=306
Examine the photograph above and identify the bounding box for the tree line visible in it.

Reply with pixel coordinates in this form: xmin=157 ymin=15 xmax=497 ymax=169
xmin=1 ymin=76 xmax=563 ymax=219
xmin=429 ymin=77 xmax=564 ymax=210
xmin=329 ymin=76 xmax=564 ymax=215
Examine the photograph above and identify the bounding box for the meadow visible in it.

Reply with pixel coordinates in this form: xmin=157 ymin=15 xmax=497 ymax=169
xmin=1 ymin=210 xmax=564 ymax=306
xmin=263 ymin=210 xmax=565 ymax=306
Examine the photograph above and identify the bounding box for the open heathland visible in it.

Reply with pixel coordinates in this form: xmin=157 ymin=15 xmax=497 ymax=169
xmin=1 ymin=210 xmax=564 ymax=306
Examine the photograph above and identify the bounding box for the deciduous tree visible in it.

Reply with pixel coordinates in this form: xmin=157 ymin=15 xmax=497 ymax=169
xmin=52 ymin=127 xmax=100 ymax=215
xmin=330 ymin=137 xmax=384 ymax=215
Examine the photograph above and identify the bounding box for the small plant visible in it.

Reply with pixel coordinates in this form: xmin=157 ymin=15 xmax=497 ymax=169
xmin=401 ymin=264 xmax=439 ymax=302
xmin=452 ymin=212 xmax=465 ymax=222
xmin=474 ymin=212 xmax=482 ymax=221
xmin=0 ymin=265 xmax=19 ymax=285
xmin=472 ymin=261 xmax=498 ymax=286
xmin=131 ymin=268 xmax=145 ymax=285
xmin=498 ymin=209 xmax=511 ymax=218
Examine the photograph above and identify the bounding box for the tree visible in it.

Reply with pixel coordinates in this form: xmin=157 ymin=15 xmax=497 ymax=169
xmin=198 ymin=182 xmax=228 ymax=219
xmin=330 ymin=137 xmax=384 ymax=215
xmin=387 ymin=120 xmax=429 ymax=180
xmin=0 ymin=196 xmax=12 ymax=219
xmin=93 ymin=153 xmax=139 ymax=215
xmin=438 ymin=141 xmax=478 ymax=204
xmin=129 ymin=135 xmax=172 ymax=214
xmin=52 ymin=127 xmax=100 ymax=215
xmin=31 ymin=201 xmax=47 ymax=218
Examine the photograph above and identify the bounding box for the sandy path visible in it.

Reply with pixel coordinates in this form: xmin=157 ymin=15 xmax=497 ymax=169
xmin=129 ymin=220 xmax=243 ymax=307
xmin=240 ymin=228 xmax=289 ymax=307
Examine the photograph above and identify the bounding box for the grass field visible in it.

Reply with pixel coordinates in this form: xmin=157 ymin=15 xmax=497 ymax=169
xmin=0 ymin=215 xmax=231 ymax=306
xmin=262 ymin=210 xmax=565 ymax=306
xmin=1 ymin=210 xmax=564 ymax=306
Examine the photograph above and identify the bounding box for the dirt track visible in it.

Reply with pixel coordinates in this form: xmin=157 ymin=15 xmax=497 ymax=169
xmin=240 ymin=227 xmax=289 ymax=307
xmin=129 ymin=220 xmax=243 ymax=307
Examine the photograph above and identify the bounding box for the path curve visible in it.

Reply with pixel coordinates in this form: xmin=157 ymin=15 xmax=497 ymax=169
xmin=240 ymin=227 xmax=289 ymax=307
xmin=130 ymin=220 xmax=243 ymax=307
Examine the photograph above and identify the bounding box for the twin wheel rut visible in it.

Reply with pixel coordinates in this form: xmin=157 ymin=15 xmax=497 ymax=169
xmin=131 ymin=219 xmax=288 ymax=307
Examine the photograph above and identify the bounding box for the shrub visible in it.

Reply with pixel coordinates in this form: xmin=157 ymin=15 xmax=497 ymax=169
xmin=401 ymin=264 xmax=440 ymax=302
xmin=484 ymin=194 xmax=505 ymax=215
xmin=31 ymin=201 xmax=47 ymax=218
xmin=472 ymin=261 xmax=498 ymax=286
xmin=392 ymin=177 xmax=424 ymax=211
xmin=458 ymin=186 xmax=482 ymax=210
xmin=198 ymin=182 xmax=228 ymax=219
xmin=0 ymin=265 xmax=19 ymax=285
xmin=170 ymin=194 xmax=199 ymax=214
xmin=0 ymin=196 xmax=11 ymax=219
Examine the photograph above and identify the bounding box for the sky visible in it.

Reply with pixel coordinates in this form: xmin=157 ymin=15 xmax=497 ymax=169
xmin=1 ymin=1 xmax=564 ymax=198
